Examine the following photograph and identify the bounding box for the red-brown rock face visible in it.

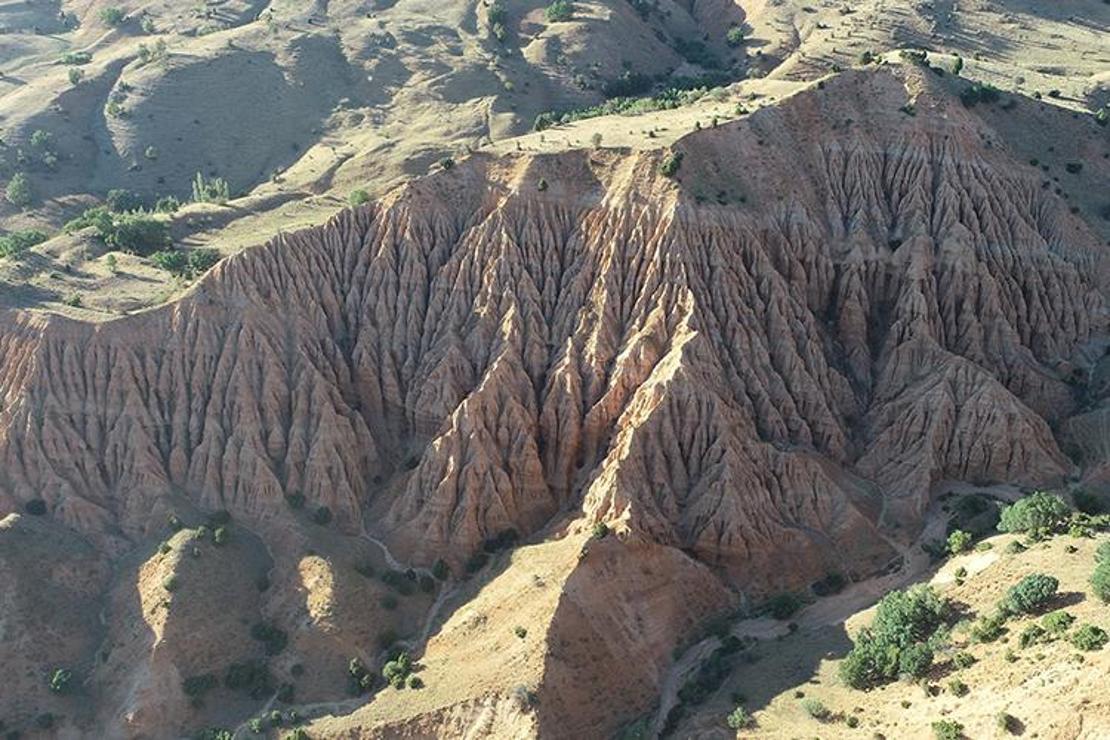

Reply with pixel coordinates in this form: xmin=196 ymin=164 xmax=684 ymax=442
xmin=0 ymin=71 xmax=1105 ymax=600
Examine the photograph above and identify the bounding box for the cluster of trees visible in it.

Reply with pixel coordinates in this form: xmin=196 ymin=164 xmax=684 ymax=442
xmin=839 ymin=585 xmax=950 ymax=689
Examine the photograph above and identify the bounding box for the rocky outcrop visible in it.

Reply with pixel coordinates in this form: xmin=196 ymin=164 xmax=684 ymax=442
xmin=1 ymin=71 xmax=1105 ymax=600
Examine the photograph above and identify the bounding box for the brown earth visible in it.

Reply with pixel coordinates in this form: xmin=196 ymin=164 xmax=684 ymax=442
xmin=0 ymin=64 xmax=1107 ymax=737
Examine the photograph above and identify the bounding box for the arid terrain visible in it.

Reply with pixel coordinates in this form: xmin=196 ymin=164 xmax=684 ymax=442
xmin=0 ymin=1 xmax=1108 ymax=739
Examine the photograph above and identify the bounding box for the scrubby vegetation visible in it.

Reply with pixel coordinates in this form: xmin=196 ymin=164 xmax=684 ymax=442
xmin=998 ymin=492 xmax=1070 ymax=538
xmin=544 ymin=0 xmax=573 ymax=23
xmin=1002 ymin=574 xmax=1058 ymax=615
xmin=151 ymin=248 xmax=220 ymax=279
xmin=191 ymin=173 xmax=231 ymax=205
xmin=839 ymin=585 xmax=949 ymax=689
xmin=1070 ymin=624 xmax=1108 ymax=651
xmin=5 ymin=173 xmax=33 ymax=208
xmin=0 ymin=229 xmax=48 ymax=259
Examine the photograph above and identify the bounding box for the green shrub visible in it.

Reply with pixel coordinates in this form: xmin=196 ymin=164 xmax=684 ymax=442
xmin=155 ymin=196 xmax=182 ymax=213
xmin=1002 ymin=574 xmax=1058 ymax=615
xmin=1090 ymin=561 xmax=1110 ymax=603
xmin=99 ymin=8 xmax=125 ymax=26
xmin=407 ymin=675 xmax=423 ymax=689
xmin=348 ymin=189 xmax=370 ymax=207
xmin=5 ymin=173 xmax=33 ymax=208
xmin=191 ymin=173 xmax=231 ymax=204
xmin=998 ymin=492 xmax=1070 ymax=537
xmin=726 ymin=27 xmax=745 ymax=47
xmin=726 ymin=704 xmax=751 ymax=729
xmin=69 ymin=67 xmax=84 ymax=85
xmin=1070 ymin=624 xmax=1108 ymax=651
xmin=591 ymin=522 xmax=610 ymax=539
xmin=799 ymin=698 xmax=829 ymax=720
xmin=60 ymin=51 xmax=93 ymax=65
xmin=1042 ymin=609 xmax=1075 ymax=634
xmin=49 ymin=668 xmax=73 ymax=694
xmin=382 ymin=651 xmax=413 ymax=688
xmin=151 ymin=250 xmax=188 ymax=275
xmin=659 ymin=151 xmax=684 ymax=177
xmin=106 ymin=188 xmax=144 ymax=212
xmin=513 ymin=625 xmax=527 ymax=638
xmin=970 ymin=612 xmax=1006 ymax=643
xmin=0 ymin=229 xmax=48 ymax=258
xmin=100 ymin=212 xmax=170 ymax=255
xmin=952 ymin=650 xmax=976 ymax=669
xmin=947 ymin=678 xmax=969 ymax=696
xmin=840 ymin=585 xmax=949 ymax=688
xmin=932 ymin=719 xmax=964 ymax=740
xmin=766 ymin=592 xmax=803 ymax=620
xmin=1019 ymin=624 xmax=1046 ymax=648
xmin=212 ymin=526 xmax=229 ymax=546
xmin=250 ymin=622 xmax=288 ymax=655
xmin=544 ymin=0 xmax=573 ymax=22
xmin=947 ymin=530 xmax=973 ymax=555
xmin=1005 ymin=540 xmax=1027 ymax=554
xmin=348 ymin=658 xmax=374 ymax=695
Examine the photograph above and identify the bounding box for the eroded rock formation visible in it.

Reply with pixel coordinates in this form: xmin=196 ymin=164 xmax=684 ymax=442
xmin=0 ymin=68 xmax=1106 ymax=737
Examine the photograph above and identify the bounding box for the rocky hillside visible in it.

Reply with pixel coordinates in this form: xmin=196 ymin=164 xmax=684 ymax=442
xmin=0 ymin=66 xmax=1107 ymax=737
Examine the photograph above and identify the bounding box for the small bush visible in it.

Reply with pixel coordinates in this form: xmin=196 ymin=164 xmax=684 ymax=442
xmin=250 ymin=622 xmax=289 ymax=655
xmin=1019 ymin=624 xmax=1045 ymax=649
xmin=49 ymin=668 xmax=73 ymax=694
xmin=99 ymin=8 xmax=125 ymax=26
xmin=17 ymin=497 xmax=48 ymax=518
xmin=68 ymin=67 xmax=84 ymax=85
xmin=544 ymin=0 xmax=573 ymax=23
xmin=1070 ymin=624 xmax=1108 ymax=651
xmin=1003 ymin=573 xmax=1058 ymax=615
xmin=1005 ymin=540 xmax=1027 ymax=555
xmin=659 ymin=151 xmax=684 ymax=177
xmin=106 ymin=189 xmax=144 ymax=213
xmin=191 ymin=173 xmax=231 ymax=204
xmin=726 ymin=27 xmax=746 ymax=47
xmin=970 ymin=612 xmax=1006 ymax=643
xmin=799 ymin=698 xmax=829 ymax=720
xmin=348 ymin=189 xmax=370 ymax=207
xmin=725 ymin=704 xmax=751 ymax=729
xmin=61 ymin=51 xmax=93 ymax=65
xmin=766 ymin=592 xmax=803 ymax=620
xmin=947 ymin=678 xmax=969 ymax=697
xmin=998 ymin=492 xmax=1070 ymax=537
xmin=407 ymin=675 xmax=423 ymax=689
xmin=932 ymin=719 xmax=964 ymax=740
xmin=591 ymin=522 xmax=610 ymax=539
xmin=1090 ymin=561 xmax=1110 ymax=603
xmin=947 ymin=529 xmax=973 ymax=555
xmin=513 ymin=625 xmax=527 ymax=639
xmin=382 ymin=651 xmax=413 ymax=688
xmin=0 ymin=229 xmax=48 ymax=259
xmin=1042 ymin=609 xmax=1075 ymax=634
xmin=952 ymin=651 xmax=976 ymax=669
xmin=5 ymin=172 xmax=33 ymax=208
